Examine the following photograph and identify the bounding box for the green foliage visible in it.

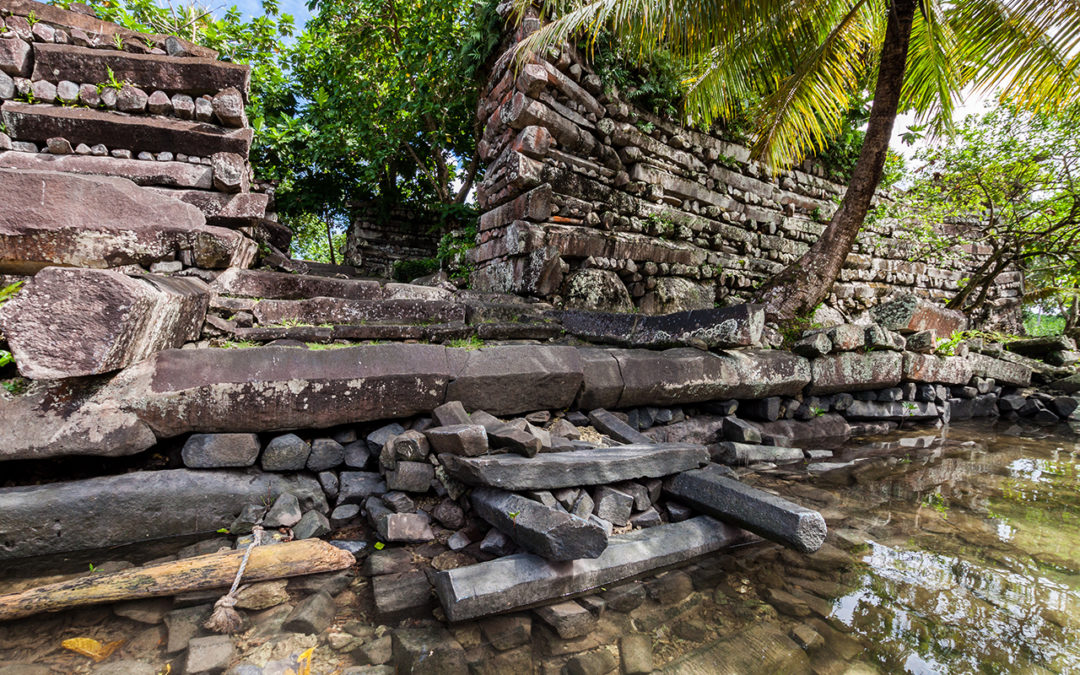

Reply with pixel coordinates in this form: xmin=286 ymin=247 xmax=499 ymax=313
xmin=285 ymin=211 xmax=347 ymax=264
xmin=1 ymin=378 xmax=28 ymax=396
xmin=96 ymin=66 xmax=127 ymax=94
xmin=1023 ymin=312 xmax=1066 ymax=337
xmin=392 ymin=217 xmax=478 ymax=283
xmin=392 ymin=258 xmax=440 ymax=283
xmin=590 ymin=35 xmax=686 ymax=119
xmin=897 ymin=101 xmax=1080 ymax=317
xmin=447 ymin=335 xmax=483 ymax=350
xmin=0 ymin=282 xmax=24 ymax=305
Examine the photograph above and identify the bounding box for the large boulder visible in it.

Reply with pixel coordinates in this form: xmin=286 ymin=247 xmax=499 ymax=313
xmin=562 ymin=268 xmax=633 ymax=313
xmin=639 ymin=277 xmax=713 ymax=315
xmin=1 ymin=267 xmax=208 ymax=379
xmin=0 ymin=169 xmax=255 ymax=273
xmin=870 ymin=294 xmax=967 ymax=335
xmin=902 ymin=353 xmax=973 ymax=385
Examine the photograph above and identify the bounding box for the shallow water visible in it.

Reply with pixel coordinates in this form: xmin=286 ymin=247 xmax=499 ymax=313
xmin=789 ymin=421 xmax=1080 ymax=674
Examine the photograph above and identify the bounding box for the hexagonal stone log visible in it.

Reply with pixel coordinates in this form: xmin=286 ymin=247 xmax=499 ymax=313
xmin=968 ymin=353 xmax=1031 ymax=387
xmin=559 ymin=304 xmax=765 ymax=349
xmin=0 ymin=268 xmax=208 ymax=379
xmin=31 ymin=43 xmax=250 ymax=97
xmin=0 ymin=469 xmax=325 ymax=559
xmin=1 ymin=101 xmax=253 ymax=157
xmin=446 ymin=345 xmax=584 ymax=416
xmin=614 ymin=348 xmax=810 ymax=408
xmin=808 ymin=351 xmax=903 ymax=395
xmin=116 ymin=343 xmax=453 ymax=437
xmin=0 ymin=169 xmax=255 ymax=274
xmin=664 ymin=464 xmax=826 ymax=553
xmin=471 ymin=487 xmax=608 ymax=560
xmin=870 ymin=293 xmax=967 ymax=335
xmin=439 ymin=443 xmax=709 ymax=491
xmin=0 ymin=150 xmax=214 ymax=189
xmin=842 ymin=400 xmax=939 ymax=421
xmin=901 ymin=353 xmax=974 ymax=385
xmin=433 ymin=516 xmax=752 ymax=621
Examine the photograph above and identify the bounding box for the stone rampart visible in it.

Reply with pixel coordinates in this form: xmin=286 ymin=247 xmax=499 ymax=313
xmin=470 ymin=5 xmax=1021 ymax=325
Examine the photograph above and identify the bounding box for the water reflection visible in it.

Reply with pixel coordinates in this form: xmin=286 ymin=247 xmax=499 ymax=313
xmin=822 ymin=421 xmax=1080 ymax=674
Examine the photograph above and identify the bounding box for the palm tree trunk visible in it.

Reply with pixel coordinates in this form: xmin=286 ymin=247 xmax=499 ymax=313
xmin=755 ymin=0 xmax=918 ymax=321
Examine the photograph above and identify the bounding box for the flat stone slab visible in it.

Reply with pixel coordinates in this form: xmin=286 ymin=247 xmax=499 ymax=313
xmin=31 ymin=42 xmax=250 ymax=96
xmin=117 ymin=344 xmax=453 ymax=437
xmin=0 ymin=469 xmax=324 ymax=559
xmin=439 ymin=443 xmax=710 ymax=490
xmin=1 ymin=101 xmax=253 ymax=157
xmin=433 ymin=516 xmax=752 ymax=621
xmin=0 ymin=169 xmax=254 ymax=274
xmin=211 ymin=268 xmax=384 ymax=301
xmin=614 ymin=348 xmax=810 ymax=408
xmin=0 ymin=268 xmax=208 ymax=379
xmin=471 ymin=487 xmax=608 ymax=560
xmin=665 ymin=464 xmax=826 ymax=553
xmin=145 ymin=189 xmax=270 ymax=227
xmin=446 ymin=345 xmax=584 ymax=416
xmin=660 ymin=623 xmax=811 ymax=674
xmin=808 ymin=351 xmax=903 ymax=395
xmin=968 ymin=352 xmax=1032 ymax=387
xmin=0 ymin=151 xmax=214 ymax=189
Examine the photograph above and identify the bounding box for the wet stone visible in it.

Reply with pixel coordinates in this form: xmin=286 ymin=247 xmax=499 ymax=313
xmin=182 ymin=433 xmax=260 ymax=468
xmin=534 ymin=600 xmax=596 ymax=639
xmin=646 ymin=570 xmax=694 ymax=605
xmin=619 ymin=634 xmax=654 ymax=675
xmin=386 ymin=461 xmax=435 ymax=493
xmin=264 ymin=493 xmax=302 ymax=528
xmin=722 ymin=417 xmax=762 ymax=444
xmin=481 ymin=615 xmax=532 ymax=651
xmin=164 ymin=604 xmax=211 ymax=653
xmin=262 ymin=434 xmax=311 ymax=471
xmin=308 ymin=438 xmax=345 ymax=471
xmin=113 ymin=597 xmax=172 ymax=624
xmin=373 ymin=570 xmax=433 ymax=623
xmin=185 ymin=635 xmax=234 ymax=674
xmin=565 ymin=649 xmax=617 ymax=675
xmin=392 ymin=626 xmax=468 ymax=675
xmin=292 ymin=510 xmax=331 ymax=539
xmin=282 ymin=591 xmax=336 ymax=634
xmin=235 ymin=579 xmax=289 ymax=610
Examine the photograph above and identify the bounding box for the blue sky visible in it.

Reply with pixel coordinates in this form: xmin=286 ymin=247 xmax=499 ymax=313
xmin=223 ymin=0 xmax=311 ymax=25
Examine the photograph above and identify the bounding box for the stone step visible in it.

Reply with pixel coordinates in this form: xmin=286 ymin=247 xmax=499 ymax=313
xmin=0 ymin=151 xmax=214 ymax=189
xmin=433 ymin=516 xmax=752 ymax=621
xmin=0 ymin=168 xmax=255 ymax=274
xmin=31 ymin=42 xmax=250 ymax=97
xmin=1 ymin=101 xmax=253 ymax=157
xmin=144 ymin=189 xmax=270 ymax=227
xmin=0 ymin=469 xmax=326 ymax=559
xmin=251 ymin=297 xmax=466 ymax=326
xmin=212 ymin=268 xmax=385 ymax=301
xmin=664 ymin=464 xmax=826 ymax=553
xmin=439 ymin=443 xmax=709 ymax=490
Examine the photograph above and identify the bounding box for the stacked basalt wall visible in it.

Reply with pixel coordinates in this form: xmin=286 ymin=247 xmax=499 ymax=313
xmin=470 ymin=6 xmax=1021 ymax=328
xmin=0 ymin=0 xmax=282 ymax=275
xmin=345 ymin=204 xmax=443 ymax=279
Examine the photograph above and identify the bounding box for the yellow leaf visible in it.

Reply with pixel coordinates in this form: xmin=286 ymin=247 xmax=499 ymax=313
xmin=61 ymin=637 xmax=124 ymax=663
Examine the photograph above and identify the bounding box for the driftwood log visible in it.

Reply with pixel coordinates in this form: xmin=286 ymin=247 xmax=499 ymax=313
xmin=0 ymin=539 xmax=356 ymax=622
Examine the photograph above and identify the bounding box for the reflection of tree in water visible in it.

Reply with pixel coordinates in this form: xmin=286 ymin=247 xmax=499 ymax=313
xmin=812 ymin=423 xmax=1080 ymax=673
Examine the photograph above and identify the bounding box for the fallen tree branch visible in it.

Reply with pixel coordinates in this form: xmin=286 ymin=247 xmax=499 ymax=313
xmin=0 ymin=539 xmax=356 ymax=622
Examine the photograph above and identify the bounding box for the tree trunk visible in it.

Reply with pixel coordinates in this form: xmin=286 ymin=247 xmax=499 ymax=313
xmin=323 ymin=209 xmax=337 ymax=266
xmin=754 ymin=0 xmax=918 ymax=321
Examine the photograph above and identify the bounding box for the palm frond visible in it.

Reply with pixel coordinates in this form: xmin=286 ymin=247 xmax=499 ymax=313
xmin=745 ymin=0 xmax=882 ymax=170
xmin=901 ymin=0 xmax=960 ymax=138
xmin=951 ymin=0 xmax=1080 ymax=110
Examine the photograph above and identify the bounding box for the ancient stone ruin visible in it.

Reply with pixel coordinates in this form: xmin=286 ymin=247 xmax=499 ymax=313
xmin=470 ymin=5 xmax=1022 ymax=328
xmin=0 ymin=1 xmax=1077 ymax=673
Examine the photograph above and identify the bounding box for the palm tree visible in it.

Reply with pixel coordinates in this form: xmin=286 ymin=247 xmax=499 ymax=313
xmin=512 ymin=0 xmax=1080 ymax=320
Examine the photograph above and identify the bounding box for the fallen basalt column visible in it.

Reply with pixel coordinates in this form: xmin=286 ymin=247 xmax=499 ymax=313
xmin=842 ymin=400 xmax=940 ymax=421
xmin=470 ymin=487 xmax=608 ymax=560
xmin=558 ymin=304 xmax=765 ymax=349
xmin=210 ymin=267 xmax=385 ymax=301
xmin=902 ymin=353 xmax=973 ymax=385
xmin=0 ymin=539 xmax=354 ymax=621
xmin=664 ymin=464 xmax=827 ymax=553
xmin=0 ymin=469 xmax=326 ymax=559
xmin=445 ymin=345 xmax=584 ymax=416
xmin=0 ymin=169 xmax=255 ymax=273
xmin=968 ymin=352 xmax=1032 ymax=386
xmin=0 ymin=151 xmax=215 ymax=189
xmin=808 ymin=351 xmax=903 ymax=394
xmin=439 ymin=443 xmax=709 ymax=490
xmin=0 ymin=267 xmax=208 ymax=379
xmin=117 ymin=344 xmax=454 ymax=437
xmin=433 ymin=516 xmax=752 ymax=621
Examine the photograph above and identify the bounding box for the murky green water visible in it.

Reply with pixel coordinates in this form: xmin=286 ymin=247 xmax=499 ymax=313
xmin=815 ymin=422 xmax=1080 ymax=674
